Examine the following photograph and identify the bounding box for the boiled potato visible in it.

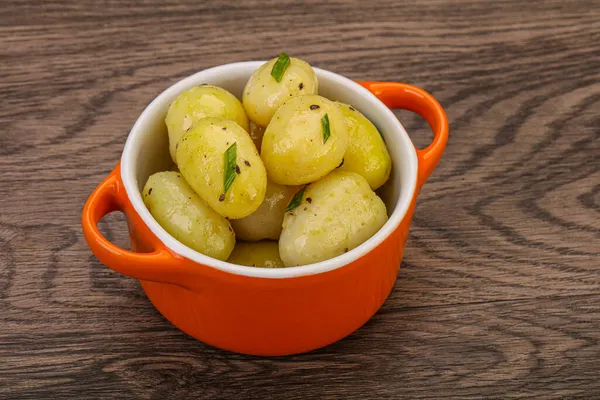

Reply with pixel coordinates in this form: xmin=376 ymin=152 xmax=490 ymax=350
xmin=243 ymin=56 xmax=318 ymax=127
xmin=165 ymin=85 xmax=249 ymax=163
xmin=228 ymin=241 xmax=285 ymax=268
xmin=176 ymin=117 xmax=267 ymax=219
xmin=230 ymin=179 xmax=300 ymax=241
xmin=249 ymin=121 xmax=265 ymax=150
xmin=142 ymin=171 xmax=235 ymax=261
xmin=261 ymin=95 xmax=348 ymax=185
xmin=337 ymin=103 xmax=392 ymax=189
xmin=279 ymin=171 xmax=388 ymax=267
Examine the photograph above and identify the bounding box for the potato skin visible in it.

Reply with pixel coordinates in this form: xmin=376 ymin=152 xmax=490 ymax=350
xmin=142 ymin=171 xmax=235 ymax=261
xmin=242 ymin=57 xmax=318 ymax=127
xmin=165 ymin=85 xmax=249 ymax=163
xmin=336 ymin=103 xmax=392 ymax=189
xmin=261 ymin=95 xmax=348 ymax=185
xmin=249 ymin=121 xmax=265 ymax=150
xmin=227 ymin=241 xmax=285 ymax=268
xmin=176 ymin=117 xmax=267 ymax=219
xmin=279 ymin=171 xmax=388 ymax=267
xmin=230 ymin=179 xmax=300 ymax=241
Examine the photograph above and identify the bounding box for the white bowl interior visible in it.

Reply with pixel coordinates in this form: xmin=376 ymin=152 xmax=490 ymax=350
xmin=121 ymin=61 xmax=418 ymax=278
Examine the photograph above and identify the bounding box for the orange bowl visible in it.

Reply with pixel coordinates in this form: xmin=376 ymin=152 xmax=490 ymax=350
xmin=82 ymin=62 xmax=448 ymax=356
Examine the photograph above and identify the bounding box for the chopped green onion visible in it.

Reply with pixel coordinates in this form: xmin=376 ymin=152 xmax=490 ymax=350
xmin=321 ymin=113 xmax=331 ymax=144
xmin=223 ymin=142 xmax=237 ymax=196
xmin=285 ymin=186 xmax=307 ymax=212
xmin=270 ymin=52 xmax=291 ymax=83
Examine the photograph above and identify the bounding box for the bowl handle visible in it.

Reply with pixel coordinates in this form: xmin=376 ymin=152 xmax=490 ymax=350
xmin=82 ymin=165 xmax=189 ymax=287
xmin=358 ymin=81 xmax=449 ymax=189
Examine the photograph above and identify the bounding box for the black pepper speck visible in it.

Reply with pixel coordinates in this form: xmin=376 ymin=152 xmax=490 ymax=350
xmin=222 ymin=127 xmax=226 ymax=130
xmin=235 ymin=165 xmax=241 ymax=174
xmin=148 ymin=188 xmax=153 ymax=195
xmin=299 ymin=82 xmax=304 ymax=90
xmin=349 ymin=106 xmax=355 ymax=111
xmin=244 ymin=160 xmax=251 ymax=166
xmin=306 ymin=197 xmax=312 ymax=203
xmin=310 ymin=105 xmax=320 ymax=110
xmin=219 ymin=194 xmax=225 ymax=202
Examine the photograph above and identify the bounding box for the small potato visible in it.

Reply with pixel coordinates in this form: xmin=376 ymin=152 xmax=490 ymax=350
xmin=143 ymin=171 xmax=235 ymax=261
xmin=337 ymin=103 xmax=392 ymax=189
xmin=261 ymin=95 xmax=348 ymax=185
xmin=176 ymin=117 xmax=267 ymax=219
xmin=230 ymin=179 xmax=300 ymax=241
xmin=243 ymin=56 xmax=318 ymax=127
xmin=279 ymin=171 xmax=388 ymax=267
xmin=165 ymin=85 xmax=249 ymax=162
xmin=249 ymin=121 xmax=265 ymax=150
xmin=227 ymin=241 xmax=285 ymax=268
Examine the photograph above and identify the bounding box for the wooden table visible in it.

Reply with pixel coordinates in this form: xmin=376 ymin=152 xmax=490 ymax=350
xmin=2 ymin=1 xmax=599 ymax=398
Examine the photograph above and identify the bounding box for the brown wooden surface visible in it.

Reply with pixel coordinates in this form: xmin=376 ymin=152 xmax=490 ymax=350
xmin=1 ymin=0 xmax=599 ymax=398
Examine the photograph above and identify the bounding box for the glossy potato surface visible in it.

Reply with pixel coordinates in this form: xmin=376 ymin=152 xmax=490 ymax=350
xmin=279 ymin=171 xmax=388 ymax=267
xmin=176 ymin=117 xmax=267 ymax=219
xmin=230 ymin=179 xmax=300 ymax=241
xmin=242 ymin=57 xmax=318 ymax=127
xmin=142 ymin=171 xmax=235 ymax=261
xmin=227 ymin=241 xmax=285 ymax=268
xmin=165 ymin=85 xmax=249 ymax=162
xmin=337 ymin=103 xmax=392 ymax=189
xmin=261 ymin=95 xmax=348 ymax=185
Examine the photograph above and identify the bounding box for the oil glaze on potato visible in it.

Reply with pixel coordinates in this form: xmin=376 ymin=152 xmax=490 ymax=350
xmin=227 ymin=241 xmax=285 ymax=268
xmin=337 ymin=103 xmax=392 ymax=189
xmin=230 ymin=179 xmax=299 ymax=241
xmin=242 ymin=57 xmax=318 ymax=127
xmin=176 ymin=117 xmax=267 ymax=219
xmin=143 ymin=171 xmax=235 ymax=261
xmin=261 ymin=95 xmax=348 ymax=185
xmin=165 ymin=85 xmax=249 ymax=162
xmin=279 ymin=171 xmax=388 ymax=267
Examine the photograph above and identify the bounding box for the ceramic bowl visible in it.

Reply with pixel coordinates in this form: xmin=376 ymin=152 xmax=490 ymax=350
xmin=82 ymin=61 xmax=448 ymax=356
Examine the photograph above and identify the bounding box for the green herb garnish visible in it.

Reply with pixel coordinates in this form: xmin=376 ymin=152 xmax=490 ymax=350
xmin=223 ymin=142 xmax=237 ymax=197
xmin=321 ymin=113 xmax=330 ymax=144
xmin=270 ymin=52 xmax=291 ymax=83
xmin=285 ymin=186 xmax=307 ymax=212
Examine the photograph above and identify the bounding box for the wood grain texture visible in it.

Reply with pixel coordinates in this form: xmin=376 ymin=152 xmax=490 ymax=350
xmin=1 ymin=0 xmax=599 ymax=398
